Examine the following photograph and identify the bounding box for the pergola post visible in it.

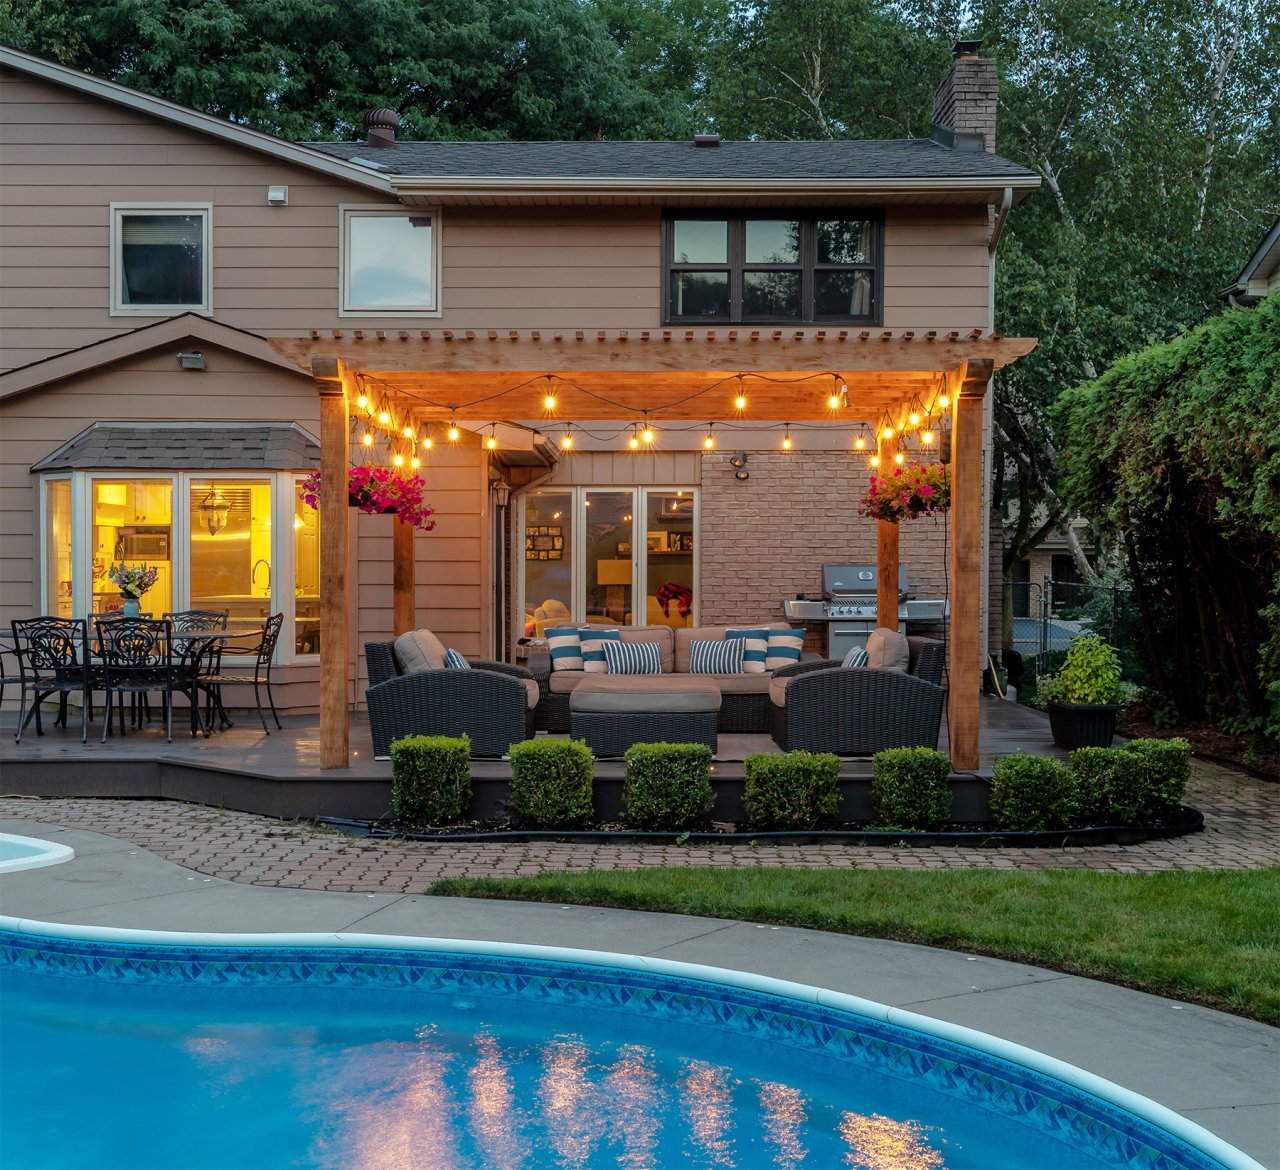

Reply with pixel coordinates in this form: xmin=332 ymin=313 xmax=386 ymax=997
xmin=947 ymin=358 xmax=993 ymax=771
xmin=392 ymin=521 xmax=416 ymax=635
xmin=876 ymin=429 xmax=900 ymax=631
xmin=314 ymin=357 xmax=349 ymax=770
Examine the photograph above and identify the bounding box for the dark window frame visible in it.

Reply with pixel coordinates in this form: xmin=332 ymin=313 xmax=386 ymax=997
xmin=662 ymin=210 xmax=883 ymax=326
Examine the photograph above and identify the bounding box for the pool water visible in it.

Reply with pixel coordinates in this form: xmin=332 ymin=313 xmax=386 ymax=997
xmin=0 ymin=930 xmax=1238 ymax=1170
xmin=0 ymin=832 xmax=74 ymax=873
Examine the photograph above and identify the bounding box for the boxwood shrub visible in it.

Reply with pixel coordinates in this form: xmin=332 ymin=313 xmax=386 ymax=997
xmin=1124 ymin=737 xmax=1191 ymax=816
xmin=508 ymin=738 xmax=594 ymax=828
xmin=870 ymin=747 xmax=952 ymax=830
xmin=1070 ymin=746 xmax=1145 ymax=824
xmin=743 ymin=751 xmax=840 ymax=831
xmin=390 ymin=734 xmax=471 ymax=826
xmin=990 ymin=752 xmax=1075 ymax=832
xmin=622 ymin=743 xmax=714 ymax=831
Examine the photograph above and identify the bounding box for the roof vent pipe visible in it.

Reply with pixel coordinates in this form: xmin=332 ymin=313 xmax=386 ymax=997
xmin=693 ymin=133 xmax=721 ymax=148
xmin=952 ymin=39 xmax=982 ymax=58
xmin=363 ymin=108 xmax=400 ymax=148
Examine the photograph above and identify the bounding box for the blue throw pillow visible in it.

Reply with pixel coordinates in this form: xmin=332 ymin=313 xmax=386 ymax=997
xmin=725 ymin=627 xmax=768 ymax=673
xmin=546 ymin=626 xmax=584 ymax=671
xmin=841 ymin=645 xmax=869 ymax=669
xmin=689 ymin=638 xmax=744 ymax=675
xmin=603 ymin=639 xmax=663 ymax=676
xmin=444 ymin=648 xmax=471 ymax=670
xmin=765 ymin=628 xmax=805 ymax=670
xmin=580 ymin=627 xmax=621 ymax=674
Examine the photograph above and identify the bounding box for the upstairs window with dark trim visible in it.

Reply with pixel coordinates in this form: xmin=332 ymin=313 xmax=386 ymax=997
xmin=664 ymin=212 xmax=882 ymax=325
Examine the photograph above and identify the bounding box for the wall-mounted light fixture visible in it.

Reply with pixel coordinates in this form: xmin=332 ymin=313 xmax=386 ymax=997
xmin=729 ymin=451 xmax=749 ymax=480
xmin=266 ymin=185 xmax=289 ymax=205
xmin=175 ymin=351 xmax=206 ymax=370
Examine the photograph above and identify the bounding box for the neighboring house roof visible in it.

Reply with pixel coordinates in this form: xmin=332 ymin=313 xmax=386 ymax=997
xmin=309 ymin=139 xmax=1039 ymax=206
xmin=1222 ymin=218 xmax=1280 ymax=304
xmin=0 ymin=314 xmax=307 ymax=398
xmin=31 ymin=422 xmax=318 ymax=472
xmin=0 ymin=45 xmax=395 ymax=197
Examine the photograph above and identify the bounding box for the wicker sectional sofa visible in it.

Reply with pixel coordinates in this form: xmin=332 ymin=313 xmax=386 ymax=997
xmin=527 ymin=622 xmax=817 ymax=734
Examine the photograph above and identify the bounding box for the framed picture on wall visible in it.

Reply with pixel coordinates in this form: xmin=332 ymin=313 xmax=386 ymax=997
xmin=659 ymin=495 xmax=694 ymax=520
xmin=646 ymin=532 xmax=665 ymax=552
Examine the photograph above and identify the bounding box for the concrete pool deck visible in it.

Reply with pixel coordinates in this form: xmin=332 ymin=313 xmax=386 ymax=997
xmin=1 ymin=818 xmax=1276 ymax=1167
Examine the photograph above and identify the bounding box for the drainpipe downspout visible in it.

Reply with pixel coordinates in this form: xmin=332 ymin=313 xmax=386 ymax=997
xmin=988 ymin=186 xmax=1013 ymax=256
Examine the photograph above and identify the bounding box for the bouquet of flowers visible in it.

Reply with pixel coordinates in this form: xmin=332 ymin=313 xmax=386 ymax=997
xmin=107 ymin=561 xmax=160 ymax=598
xmin=299 ymin=465 xmax=437 ymax=533
xmin=858 ymin=462 xmax=951 ymax=523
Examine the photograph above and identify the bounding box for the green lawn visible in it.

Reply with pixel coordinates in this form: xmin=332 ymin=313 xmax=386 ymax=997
xmin=429 ymin=866 xmax=1280 ymax=1023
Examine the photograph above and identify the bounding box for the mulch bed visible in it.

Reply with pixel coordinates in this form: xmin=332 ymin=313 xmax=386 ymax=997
xmin=1120 ymin=710 xmax=1280 ymax=781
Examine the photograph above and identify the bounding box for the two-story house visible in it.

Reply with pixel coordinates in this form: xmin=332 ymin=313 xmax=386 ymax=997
xmin=0 ymin=42 xmax=1039 ymax=768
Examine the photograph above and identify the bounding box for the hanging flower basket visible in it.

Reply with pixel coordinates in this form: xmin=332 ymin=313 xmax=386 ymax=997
xmin=858 ymin=463 xmax=950 ymax=523
xmin=299 ymin=466 xmax=437 ymax=533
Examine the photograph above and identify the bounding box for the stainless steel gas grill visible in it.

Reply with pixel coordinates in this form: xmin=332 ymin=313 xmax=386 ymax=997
xmin=782 ymin=563 xmax=948 ymax=659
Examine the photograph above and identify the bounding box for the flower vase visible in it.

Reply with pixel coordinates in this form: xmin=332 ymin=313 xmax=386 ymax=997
xmin=121 ymin=595 xmax=141 ymax=618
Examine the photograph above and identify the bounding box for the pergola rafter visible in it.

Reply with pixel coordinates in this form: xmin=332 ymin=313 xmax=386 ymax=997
xmin=298 ymin=332 xmax=1026 ymax=773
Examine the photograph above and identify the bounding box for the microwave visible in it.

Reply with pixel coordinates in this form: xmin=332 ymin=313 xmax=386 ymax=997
xmin=118 ymin=526 xmax=170 ymax=561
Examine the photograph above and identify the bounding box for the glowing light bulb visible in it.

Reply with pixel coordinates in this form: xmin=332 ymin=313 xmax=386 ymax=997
xmin=423 ymin=437 xmax=432 ymax=450
xmin=641 ymin=428 xmax=654 ymax=444
xmin=403 ymin=426 xmax=414 ymax=439
xmin=909 ymin=411 xmax=921 ymax=426
xmin=410 ymin=457 xmax=421 ymax=469
xmin=828 ymin=395 xmax=842 ymax=409
xmin=486 ymin=435 xmax=497 ymax=450
xmin=922 ymin=430 xmax=934 ymax=445
xmin=782 ymin=433 xmax=792 ymax=450
xmin=544 ymin=395 xmax=556 ymax=411
xmin=894 ymin=451 xmax=905 ymax=465
xmin=855 ymin=436 xmax=866 ymax=450
xmin=357 ymin=394 xmax=368 ymax=409
xmin=735 ymin=395 xmax=747 ymax=410
xmin=448 ymin=425 xmax=460 ymax=441
xmin=704 ymin=433 xmax=715 ymax=450
xmin=939 ymin=394 xmax=950 ymax=409
xmin=378 ymin=411 xmax=390 ymax=425
xmin=393 ymin=453 xmax=404 ymax=467
xmin=629 ymin=435 xmax=639 ymax=450
xmin=882 ymin=426 xmax=894 ymax=440
xmin=361 ymin=432 xmax=373 ymax=446
xmin=870 ymin=455 xmax=880 ymax=467
xmin=561 ymin=433 xmax=573 ymax=449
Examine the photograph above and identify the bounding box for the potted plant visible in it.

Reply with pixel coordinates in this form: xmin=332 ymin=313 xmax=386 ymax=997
xmin=1038 ymin=632 xmax=1127 ymax=748
xmin=106 ymin=561 xmax=159 ymax=617
xmin=298 ymin=465 xmax=437 ymax=533
xmin=857 ymin=462 xmax=950 ymax=523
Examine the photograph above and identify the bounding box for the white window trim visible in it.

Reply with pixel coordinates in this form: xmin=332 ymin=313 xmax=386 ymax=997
xmin=109 ymin=202 xmax=213 ymax=317
xmin=339 ymin=204 xmax=442 ymax=317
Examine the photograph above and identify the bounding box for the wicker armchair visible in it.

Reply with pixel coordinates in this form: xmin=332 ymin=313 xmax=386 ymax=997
xmin=364 ymin=641 xmax=537 ymax=759
xmin=771 ymin=637 xmax=947 ymax=755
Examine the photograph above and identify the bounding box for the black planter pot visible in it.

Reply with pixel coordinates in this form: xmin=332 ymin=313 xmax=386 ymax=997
xmin=1047 ymin=701 xmax=1124 ymax=749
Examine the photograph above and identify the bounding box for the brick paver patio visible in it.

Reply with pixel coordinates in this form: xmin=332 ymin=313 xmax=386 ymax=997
xmin=3 ymin=758 xmax=1275 ymax=889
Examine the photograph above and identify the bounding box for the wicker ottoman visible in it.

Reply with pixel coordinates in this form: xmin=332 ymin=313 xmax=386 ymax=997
xmin=569 ymin=677 xmax=721 ymax=757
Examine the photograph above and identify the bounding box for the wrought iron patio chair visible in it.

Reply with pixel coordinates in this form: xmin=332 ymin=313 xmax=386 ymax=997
xmin=196 ymin=613 xmax=284 ymax=733
xmin=94 ymin=617 xmax=186 ymax=743
xmin=11 ymin=617 xmax=92 ymax=744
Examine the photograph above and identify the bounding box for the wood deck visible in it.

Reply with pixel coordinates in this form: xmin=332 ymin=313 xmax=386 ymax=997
xmin=0 ymin=698 xmax=1062 ymax=822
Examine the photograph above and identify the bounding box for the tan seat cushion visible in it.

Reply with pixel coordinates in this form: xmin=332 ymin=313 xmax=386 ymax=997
xmin=705 ymin=672 xmax=773 ymax=694
xmin=569 ymin=675 xmax=721 ymax=713
xmin=393 ymin=629 xmax=448 ymax=673
xmin=769 ymin=674 xmax=794 ymax=706
xmin=866 ymin=627 xmax=910 ymax=672
xmin=520 ymin=677 xmax=540 ymax=709
xmin=673 ymin=621 xmax=792 ymax=673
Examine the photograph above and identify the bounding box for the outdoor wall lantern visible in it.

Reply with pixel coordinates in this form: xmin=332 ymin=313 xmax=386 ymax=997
xmin=175 ymin=351 xmax=206 ymax=370
xmin=729 ymin=451 xmax=749 ymax=480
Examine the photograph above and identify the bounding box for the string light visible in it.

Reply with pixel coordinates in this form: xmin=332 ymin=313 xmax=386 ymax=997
xmin=447 ymin=417 xmax=460 ymax=441
xmin=909 ymin=411 xmax=921 ymax=426
xmin=939 ymin=393 xmax=950 ymax=409
xmin=402 ymin=426 xmax=414 ymax=439
xmin=361 ymin=431 xmax=373 ymax=447
xmin=870 ymin=455 xmax=880 ymax=467
xmin=894 ymin=451 xmax=905 ymax=465
xmin=703 ymin=424 xmax=715 ymax=450
xmin=410 ymin=457 xmax=421 ymax=469
xmin=357 ymin=394 xmax=368 ymax=410
xmin=392 ymin=453 xmax=404 ymax=467
xmin=486 ymin=429 xmax=498 ymax=451
xmin=854 ymin=435 xmax=866 ymax=451
xmin=922 ymin=430 xmax=935 ymax=446
xmin=882 ymin=425 xmax=895 ymax=440
xmin=781 ymin=426 xmax=792 ymax=451
xmin=735 ymin=393 xmax=747 ymax=410
xmin=560 ymin=432 xmax=573 ymax=450
xmin=378 ymin=410 xmax=390 ymax=425
xmin=828 ymin=392 xmax=842 ymax=410
xmin=422 ymin=436 xmax=433 ymax=450
xmin=543 ymin=375 xmax=556 ymax=412
xmin=629 ymin=434 xmax=640 ymax=450
xmin=641 ymin=426 xmax=654 ymax=445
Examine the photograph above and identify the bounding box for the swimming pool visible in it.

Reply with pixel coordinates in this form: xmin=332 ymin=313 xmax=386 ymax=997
xmin=0 ymin=831 xmax=75 ymax=873
xmin=0 ymin=920 xmax=1260 ymax=1170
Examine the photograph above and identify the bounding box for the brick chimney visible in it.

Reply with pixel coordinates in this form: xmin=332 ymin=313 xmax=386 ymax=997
xmin=931 ymin=40 xmax=996 ymax=153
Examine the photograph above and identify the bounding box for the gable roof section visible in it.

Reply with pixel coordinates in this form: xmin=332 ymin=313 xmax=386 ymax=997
xmin=0 ymin=314 xmax=308 ymax=402
xmin=307 ymin=138 xmax=1041 ymax=206
xmin=0 ymin=45 xmax=394 ymax=197
xmin=32 ymin=422 xmax=318 ymax=472
xmin=1222 ymin=218 xmax=1280 ymax=303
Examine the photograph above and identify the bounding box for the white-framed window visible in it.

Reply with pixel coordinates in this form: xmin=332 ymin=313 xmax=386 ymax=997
xmin=36 ymin=470 xmax=319 ymax=664
xmin=109 ymin=202 xmax=213 ymax=316
xmin=340 ymin=206 xmax=440 ymax=315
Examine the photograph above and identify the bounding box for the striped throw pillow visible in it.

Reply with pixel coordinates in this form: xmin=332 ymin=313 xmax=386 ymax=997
xmin=689 ymin=637 xmax=744 ymax=675
xmin=842 ymin=645 xmax=869 ymax=669
xmin=580 ymin=627 xmax=621 ymax=673
xmin=444 ymin=648 xmax=471 ymax=670
xmin=765 ymin=628 xmax=806 ymax=670
xmin=603 ymin=639 xmax=663 ymax=676
xmin=546 ymin=626 xmax=584 ymax=671
xmin=725 ymin=627 xmax=768 ymax=673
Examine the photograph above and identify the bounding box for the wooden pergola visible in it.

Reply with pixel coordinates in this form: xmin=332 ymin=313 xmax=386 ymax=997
xmin=270 ymin=329 xmax=1035 ymax=772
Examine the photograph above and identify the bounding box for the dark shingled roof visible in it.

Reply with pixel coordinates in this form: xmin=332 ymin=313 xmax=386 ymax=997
xmin=31 ymin=424 xmax=319 ymax=472
xmin=302 ymin=138 xmax=1037 ymax=183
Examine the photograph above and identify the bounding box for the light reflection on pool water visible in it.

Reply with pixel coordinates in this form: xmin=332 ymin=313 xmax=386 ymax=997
xmin=0 ymin=927 xmax=1255 ymax=1170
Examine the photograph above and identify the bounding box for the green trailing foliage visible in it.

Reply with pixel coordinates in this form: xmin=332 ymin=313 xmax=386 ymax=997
xmin=622 ymin=742 xmax=714 ymax=831
xmin=390 ymin=735 xmax=471 ymax=826
xmin=1036 ymin=632 xmax=1125 ymax=705
xmin=1124 ymin=737 xmax=1192 ymax=818
xmin=508 ymin=738 xmax=595 ymax=828
xmin=869 ymin=747 xmax=951 ymax=830
xmin=1055 ymin=294 xmax=1280 ymax=751
xmin=742 ymin=751 xmax=840 ymax=831
xmin=989 ymin=752 xmax=1075 ymax=832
